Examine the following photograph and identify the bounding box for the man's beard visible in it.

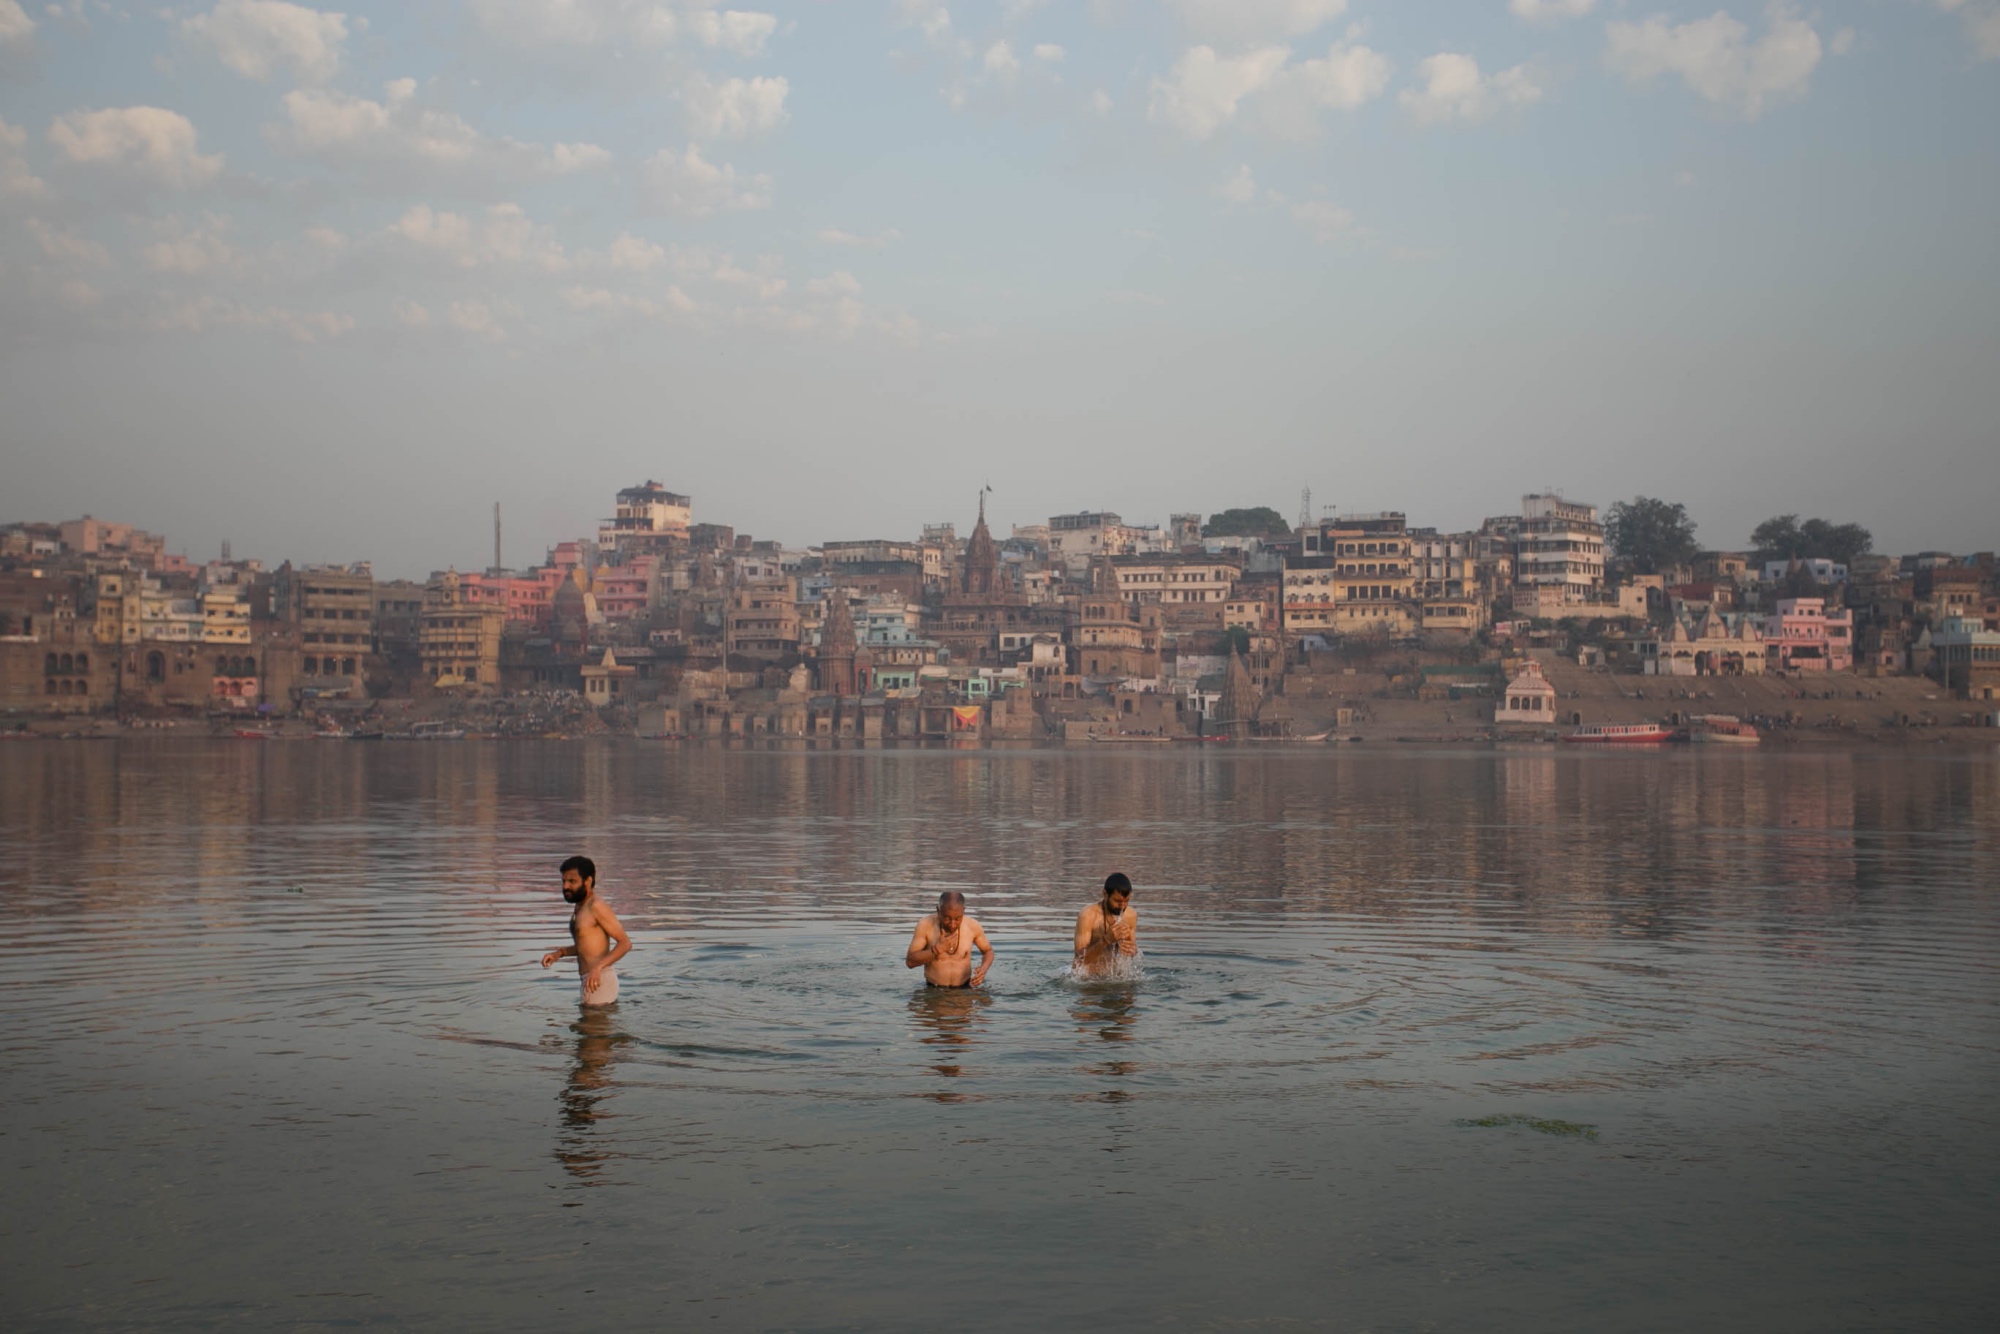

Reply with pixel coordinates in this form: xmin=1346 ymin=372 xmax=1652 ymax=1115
xmin=563 ymin=887 xmax=585 ymax=903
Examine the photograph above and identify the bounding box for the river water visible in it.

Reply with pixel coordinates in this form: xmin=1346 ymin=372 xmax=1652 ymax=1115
xmin=1 ymin=740 xmax=1995 ymax=1331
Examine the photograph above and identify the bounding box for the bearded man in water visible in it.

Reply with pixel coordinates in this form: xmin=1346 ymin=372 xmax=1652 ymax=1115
xmin=905 ymin=891 xmax=994 ymax=988
xmin=1073 ymin=873 xmax=1138 ymax=976
xmin=540 ymin=855 xmax=632 ymax=1006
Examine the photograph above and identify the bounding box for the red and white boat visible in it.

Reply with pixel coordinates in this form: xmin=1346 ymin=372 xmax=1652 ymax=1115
xmin=1560 ymin=723 xmax=1673 ymax=745
xmin=1689 ymin=714 xmax=1761 ymax=745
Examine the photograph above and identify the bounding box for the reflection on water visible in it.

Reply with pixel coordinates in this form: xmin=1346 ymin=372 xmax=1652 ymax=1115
xmin=908 ymin=985 xmax=992 ymax=1100
xmin=0 ymin=740 xmax=1995 ymax=1330
xmin=556 ymin=1006 xmax=628 ymax=1185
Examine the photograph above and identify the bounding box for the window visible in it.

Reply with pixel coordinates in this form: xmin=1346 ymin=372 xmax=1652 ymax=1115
xmin=244 ymin=656 xmax=255 ymax=675
xmin=146 ymin=652 xmax=165 ymax=682
xmin=59 ymin=653 xmax=73 ymax=673
xmin=46 ymin=679 xmax=57 ymax=695
xmin=45 ymin=653 xmax=57 ymax=675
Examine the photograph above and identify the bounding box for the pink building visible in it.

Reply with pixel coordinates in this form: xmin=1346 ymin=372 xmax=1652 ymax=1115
xmin=592 ymin=556 xmax=657 ymax=622
xmin=458 ymin=570 xmax=561 ymax=628
xmin=1763 ymin=597 xmax=1853 ymax=672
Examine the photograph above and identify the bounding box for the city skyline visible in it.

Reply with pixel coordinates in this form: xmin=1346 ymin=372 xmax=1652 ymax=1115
xmin=2 ymin=2 xmax=1996 ymax=575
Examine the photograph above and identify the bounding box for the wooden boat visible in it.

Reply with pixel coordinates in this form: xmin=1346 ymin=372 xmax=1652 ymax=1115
xmin=233 ymin=727 xmax=271 ymax=740
xmin=1689 ymin=714 xmax=1761 ymax=745
xmin=1560 ymin=722 xmax=1673 ymax=745
xmin=1089 ymin=733 xmax=1173 ymax=744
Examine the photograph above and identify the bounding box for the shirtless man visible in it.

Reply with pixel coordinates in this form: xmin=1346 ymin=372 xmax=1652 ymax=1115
xmin=539 ymin=855 xmax=632 ymax=1006
xmin=904 ymin=891 xmax=994 ymax=989
xmin=1073 ymin=873 xmax=1138 ymax=976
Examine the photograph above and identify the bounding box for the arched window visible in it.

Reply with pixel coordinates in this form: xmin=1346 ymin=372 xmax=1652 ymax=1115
xmin=75 ymin=653 xmax=88 ymax=673
xmin=46 ymin=679 xmax=58 ymax=695
xmin=75 ymin=679 xmax=87 ymax=696
xmin=217 ymin=657 xmax=229 ymax=676
xmin=146 ymin=652 xmax=165 ymax=682
xmin=227 ymin=656 xmax=242 ymax=676
xmin=59 ymin=679 xmax=72 ymax=696
xmin=59 ymin=653 xmax=73 ymax=673
xmin=243 ymin=656 xmax=255 ymax=675
xmin=45 ymin=653 xmax=57 ymax=675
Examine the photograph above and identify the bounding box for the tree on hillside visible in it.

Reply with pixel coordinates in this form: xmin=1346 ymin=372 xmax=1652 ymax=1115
xmin=1203 ymin=507 xmax=1293 ymax=539
xmin=1605 ymin=497 xmax=1699 ymax=574
xmin=1750 ymin=515 xmax=1872 ymax=567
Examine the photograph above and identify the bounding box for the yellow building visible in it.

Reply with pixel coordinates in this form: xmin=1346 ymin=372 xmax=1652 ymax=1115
xmin=419 ymin=570 xmax=505 ymax=690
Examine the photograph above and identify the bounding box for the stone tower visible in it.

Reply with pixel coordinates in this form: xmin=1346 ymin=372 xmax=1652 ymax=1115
xmin=818 ymin=589 xmax=858 ymax=696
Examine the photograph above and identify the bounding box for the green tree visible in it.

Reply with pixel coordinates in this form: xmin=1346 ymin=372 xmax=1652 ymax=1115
xmin=1203 ymin=507 xmax=1293 ymax=539
xmin=1751 ymin=515 xmax=1872 ymax=567
xmin=1605 ymin=497 xmax=1699 ymax=574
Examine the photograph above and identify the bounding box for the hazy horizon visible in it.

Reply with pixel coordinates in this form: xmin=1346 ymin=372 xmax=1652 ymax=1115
xmin=3 ymin=2 xmax=1996 ymax=579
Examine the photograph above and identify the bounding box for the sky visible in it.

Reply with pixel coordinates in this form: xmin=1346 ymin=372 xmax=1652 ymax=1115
xmin=0 ymin=0 xmax=1995 ymax=579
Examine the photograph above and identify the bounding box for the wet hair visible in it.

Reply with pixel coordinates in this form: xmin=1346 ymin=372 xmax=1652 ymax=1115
xmin=560 ymin=855 xmax=596 ymax=883
xmin=1104 ymin=872 xmax=1132 ymax=897
xmin=937 ymin=891 xmax=966 ymax=909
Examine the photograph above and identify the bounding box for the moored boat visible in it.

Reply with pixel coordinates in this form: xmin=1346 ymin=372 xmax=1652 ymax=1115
xmin=1560 ymin=722 xmax=1673 ymax=745
xmin=1689 ymin=714 xmax=1761 ymax=745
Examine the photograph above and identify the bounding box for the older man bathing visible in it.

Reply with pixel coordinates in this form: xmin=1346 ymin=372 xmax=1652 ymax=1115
xmin=905 ymin=891 xmax=994 ymax=989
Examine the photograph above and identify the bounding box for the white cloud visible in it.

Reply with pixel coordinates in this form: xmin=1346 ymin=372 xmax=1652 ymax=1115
xmin=395 ymin=299 xmax=430 ymax=328
xmin=143 ymin=215 xmax=237 ymax=275
xmin=1291 ymin=198 xmax=1355 ymax=242
xmin=1255 ymin=36 xmax=1393 ymax=134
xmin=639 ymin=143 xmax=771 ymax=216
xmin=49 ymin=106 xmax=225 ymax=189
xmin=466 ymin=0 xmax=775 ymax=56
xmin=604 ymin=231 xmax=668 ymax=271
xmin=271 ymin=80 xmax=610 ymax=185
xmin=386 ymin=202 xmax=570 ymax=271
xmin=805 ymin=269 xmax=862 ymax=299
xmin=27 ymin=217 xmax=109 ymax=266
xmin=1938 ymin=0 xmax=2000 ymax=60
xmin=984 ymin=39 xmax=1020 ymax=78
xmin=681 ymin=5 xmax=778 ymax=56
xmin=182 ymin=1 xmax=348 ymax=85
xmin=817 ymin=227 xmax=903 ymax=250
xmin=304 ymin=225 xmax=346 ymax=248
xmin=561 ymin=284 xmax=698 ymax=318
xmin=0 ymin=1 xmax=35 ymax=45
xmin=1148 ymin=45 xmax=1290 ymax=139
xmin=1151 ymin=37 xmax=1389 ymax=139
xmin=446 ymin=300 xmax=507 ymax=341
xmin=1090 ymin=88 xmax=1113 ymax=114
xmin=1605 ymin=3 xmax=1823 ymax=119
xmin=1033 ymin=43 xmax=1063 ymax=62
xmin=1399 ymin=53 xmax=1546 ymax=125
xmin=154 ymin=295 xmax=353 ymax=342
xmin=1 ymin=118 xmax=48 ymax=202
xmin=1509 ymin=0 xmax=1594 ymax=22
xmin=1167 ymin=0 xmax=1348 ymax=43
xmin=1216 ymin=163 xmax=1258 ymax=204
xmin=682 ymin=73 xmax=789 ymax=140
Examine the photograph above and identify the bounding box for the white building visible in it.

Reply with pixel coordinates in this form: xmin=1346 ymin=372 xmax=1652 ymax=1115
xmin=598 ymin=481 xmax=691 ymax=555
xmin=1514 ymin=494 xmax=1605 ymax=601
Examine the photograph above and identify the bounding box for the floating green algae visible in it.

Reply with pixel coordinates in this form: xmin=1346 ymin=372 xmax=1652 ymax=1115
xmin=1457 ymin=1114 xmax=1599 ymax=1140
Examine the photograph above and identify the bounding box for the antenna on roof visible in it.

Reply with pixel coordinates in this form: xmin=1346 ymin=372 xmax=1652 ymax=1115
xmin=492 ymin=502 xmax=502 ymax=575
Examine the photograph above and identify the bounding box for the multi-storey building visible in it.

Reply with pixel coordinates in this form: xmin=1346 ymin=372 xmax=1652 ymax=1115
xmin=824 ymin=539 xmax=923 ymax=567
xmin=1762 ymin=597 xmax=1854 ymax=673
xmin=1926 ymin=617 xmax=2000 ymax=700
xmin=1284 ymin=513 xmax=1418 ymax=636
xmin=418 ymin=570 xmax=505 ymax=689
xmin=287 ymin=564 xmax=375 ymax=681
xmin=725 ymin=578 xmax=800 ymax=663
xmin=598 ymin=481 xmax=691 ymax=558
xmin=1513 ymin=494 xmax=1605 ymax=604
xmin=1107 ymin=553 xmax=1242 ymax=607
xmin=201 ymin=585 xmax=251 ymax=646
xmin=1046 ymin=512 xmax=1161 ymax=575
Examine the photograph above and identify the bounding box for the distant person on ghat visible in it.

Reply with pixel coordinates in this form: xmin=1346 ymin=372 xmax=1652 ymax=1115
xmin=905 ymin=891 xmax=994 ymax=989
xmin=540 ymin=855 xmax=632 ymax=1005
xmin=1073 ymin=873 xmax=1138 ymax=976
